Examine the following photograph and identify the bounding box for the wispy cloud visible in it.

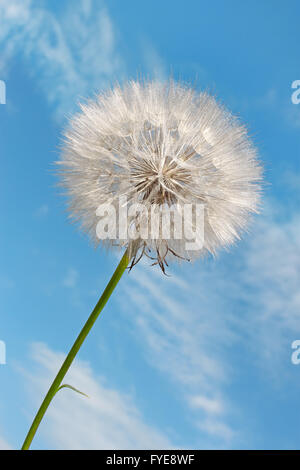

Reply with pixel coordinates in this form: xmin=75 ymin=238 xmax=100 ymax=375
xmin=188 ymin=395 xmax=224 ymax=415
xmin=120 ymin=264 xmax=236 ymax=445
xmin=0 ymin=0 xmax=125 ymax=120
xmin=235 ymin=208 xmax=300 ymax=370
xmin=116 ymin=193 xmax=300 ymax=446
xmin=196 ymin=419 xmax=234 ymax=443
xmin=0 ymin=435 xmax=11 ymax=450
xmin=24 ymin=342 xmax=174 ymax=450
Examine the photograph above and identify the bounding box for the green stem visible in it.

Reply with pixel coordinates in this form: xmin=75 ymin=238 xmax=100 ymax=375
xmin=21 ymin=250 xmax=129 ymax=450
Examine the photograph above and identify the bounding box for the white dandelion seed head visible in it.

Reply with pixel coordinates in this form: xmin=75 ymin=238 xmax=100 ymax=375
xmin=58 ymin=80 xmax=262 ymax=272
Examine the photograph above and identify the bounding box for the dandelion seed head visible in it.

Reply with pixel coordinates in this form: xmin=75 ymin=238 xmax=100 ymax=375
xmin=58 ymin=80 xmax=262 ymax=271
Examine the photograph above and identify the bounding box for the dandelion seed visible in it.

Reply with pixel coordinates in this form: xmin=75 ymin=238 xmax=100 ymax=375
xmin=58 ymin=80 xmax=262 ymax=272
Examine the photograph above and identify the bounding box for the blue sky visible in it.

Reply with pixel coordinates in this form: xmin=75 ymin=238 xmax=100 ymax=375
xmin=0 ymin=0 xmax=300 ymax=450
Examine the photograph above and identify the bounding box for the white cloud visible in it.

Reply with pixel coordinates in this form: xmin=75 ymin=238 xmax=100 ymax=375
xmin=0 ymin=0 xmax=125 ymax=119
xmin=21 ymin=201 xmax=300 ymax=449
xmin=0 ymin=433 xmax=11 ymax=450
xmin=119 ymin=264 xmax=236 ymax=444
xmin=244 ymin=216 xmax=300 ymax=325
xmin=188 ymin=395 xmax=224 ymax=415
xmin=24 ymin=342 xmax=174 ymax=450
xmin=197 ymin=419 xmax=234 ymax=443
xmin=0 ymin=0 xmax=170 ymax=120
xmin=188 ymin=396 xmax=234 ymax=443
xmin=234 ymin=209 xmax=300 ymax=369
xmin=115 ymin=195 xmax=300 ymax=444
